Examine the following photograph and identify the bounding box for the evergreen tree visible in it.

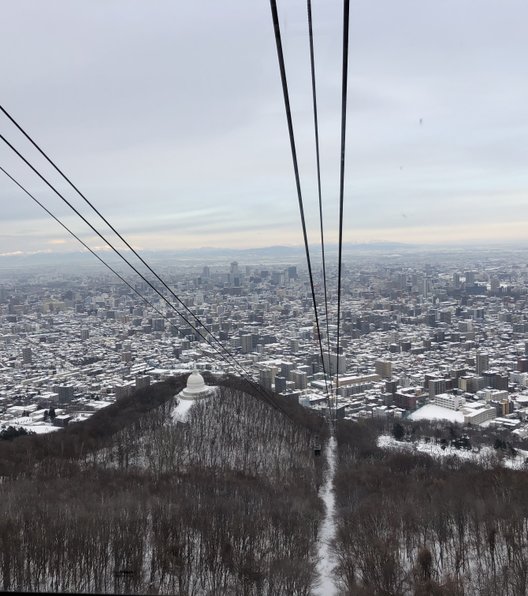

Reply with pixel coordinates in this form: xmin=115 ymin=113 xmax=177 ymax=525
xmin=392 ymin=422 xmax=405 ymax=441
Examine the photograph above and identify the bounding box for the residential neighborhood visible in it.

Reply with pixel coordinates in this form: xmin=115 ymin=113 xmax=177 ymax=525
xmin=2 ymin=250 xmax=528 ymax=445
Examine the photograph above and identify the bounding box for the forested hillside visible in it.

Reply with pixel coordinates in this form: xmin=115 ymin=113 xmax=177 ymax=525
xmin=0 ymin=374 xmax=327 ymax=594
xmin=4 ymin=372 xmax=528 ymax=595
xmin=333 ymin=421 xmax=528 ymax=595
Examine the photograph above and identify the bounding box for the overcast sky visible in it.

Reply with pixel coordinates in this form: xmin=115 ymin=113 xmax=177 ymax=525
xmin=1 ymin=0 xmax=528 ymax=256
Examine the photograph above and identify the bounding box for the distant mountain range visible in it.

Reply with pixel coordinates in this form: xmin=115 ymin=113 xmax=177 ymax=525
xmin=0 ymin=242 xmax=415 ymax=269
xmin=174 ymin=241 xmax=414 ymax=257
xmin=4 ymin=241 xmax=527 ymax=270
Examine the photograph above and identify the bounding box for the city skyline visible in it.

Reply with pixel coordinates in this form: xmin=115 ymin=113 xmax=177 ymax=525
xmin=2 ymin=0 xmax=528 ymax=254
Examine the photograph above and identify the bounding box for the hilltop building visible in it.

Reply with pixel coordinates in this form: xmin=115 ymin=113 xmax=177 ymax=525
xmin=179 ymin=370 xmax=216 ymax=400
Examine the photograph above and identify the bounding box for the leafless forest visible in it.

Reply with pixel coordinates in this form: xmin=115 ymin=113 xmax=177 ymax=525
xmin=333 ymin=421 xmax=528 ymax=595
xmin=3 ymin=375 xmax=528 ymax=594
xmin=0 ymin=374 xmax=327 ymax=594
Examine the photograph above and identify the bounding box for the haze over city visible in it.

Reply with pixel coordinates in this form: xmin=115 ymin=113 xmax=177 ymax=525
xmin=2 ymin=0 xmax=528 ymax=255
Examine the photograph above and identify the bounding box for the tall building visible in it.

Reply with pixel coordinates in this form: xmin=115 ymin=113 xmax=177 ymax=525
xmin=422 ymin=276 xmax=432 ymax=299
xmin=281 ymin=361 xmax=295 ymax=379
xmin=458 ymin=375 xmax=486 ymax=393
xmin=56 ymin=385 xmax=75 ymax=403
xmin=465 ymin=271 xmax=475 ymax=287
xmin=274 ymin=376 xmax=287 ymax=393
xmin=482 ymin=371 xmax=508 ymax=391
xmin=476 ymin=352 xmax=490 ymax=375
xmin=428 ymin=378 xmax=446 ymax=398
xmin=517 ymin=358 xmax=528 ymax=373
xmin=375 ymin=360 xmax=392 ymax=379
xmin=230 ymin=261 xmax=240 ymax=286
xmin=394 ymin=391 xmax=417 ymax=410
xmin=490 ymin=277 xmax=500 ymax=292
xmin=22 ymin=347 xmax=32 ymax=364
xmin=152 ymin=318 xmax=165 ymax=332
xmin=323 ymin=352 xmax=346 ymax=375
xmin=440 ymin=310 xmax=452 ymax=324
xmin=291 ymin=370 xmax=307 ymax=390
xmin=240 ymin=334 xmax=253 ymax=354
xmin=230 ymin=261 xmax=239 ymax=277
xmin=271 ymin=271 xmax=282 ymax=284
xmin=259 ymin=367 xmax=274 ymax=390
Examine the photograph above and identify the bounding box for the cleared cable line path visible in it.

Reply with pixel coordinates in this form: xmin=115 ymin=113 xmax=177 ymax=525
xmin=313 ymin=433 xmax=338 ymax=596
xmin=267 ymin=2 xmax=343 ymax=591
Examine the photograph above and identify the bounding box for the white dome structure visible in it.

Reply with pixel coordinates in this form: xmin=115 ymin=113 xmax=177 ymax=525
xmin=179 ymin=369 xmax=215 ymax=400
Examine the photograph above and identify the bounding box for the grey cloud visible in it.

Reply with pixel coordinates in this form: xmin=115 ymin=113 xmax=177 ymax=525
xmin=2 ymin=0 xmax=528 ymax=251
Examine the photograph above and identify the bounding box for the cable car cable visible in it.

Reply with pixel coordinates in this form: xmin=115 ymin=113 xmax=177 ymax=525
xmin=0 ymin=104 xmax=260 ymax=389
xmin=269 ymin=0 xmax=330 ymax=401
xmin=306 ymin=0 xmax=333 ymax=424
xmin=0 ymin=162 xmax=295 ymax=422
xmin=0 ymin=134 xmax=278 ymax=406
xmin=335 ymin=0 xmax=351 ymax=428
xmin=307 ymin=0 xmax=331 ymax=375
xmin=0 ymin=165 xmax=190 ymax=338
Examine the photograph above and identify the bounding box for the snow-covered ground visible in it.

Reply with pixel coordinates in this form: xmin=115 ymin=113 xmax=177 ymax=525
xmin=16 ymin=423 xmax=60 ymax=434
xmin=408 ymin=404 xmax=464 ymax=424
xmin=314 ymin=434 xmax=338 ymax=596
xmin=1 ymin=417 xmax=60 ymax=434
xmin=378 ymin=434 xmax=528 ymax=469
xmin=171 ymin=398 xmax=196 ymax=423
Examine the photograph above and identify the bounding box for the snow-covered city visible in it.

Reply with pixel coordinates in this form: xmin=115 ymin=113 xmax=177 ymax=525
xmin=3 ymin=249 xmax=528 ymax=460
